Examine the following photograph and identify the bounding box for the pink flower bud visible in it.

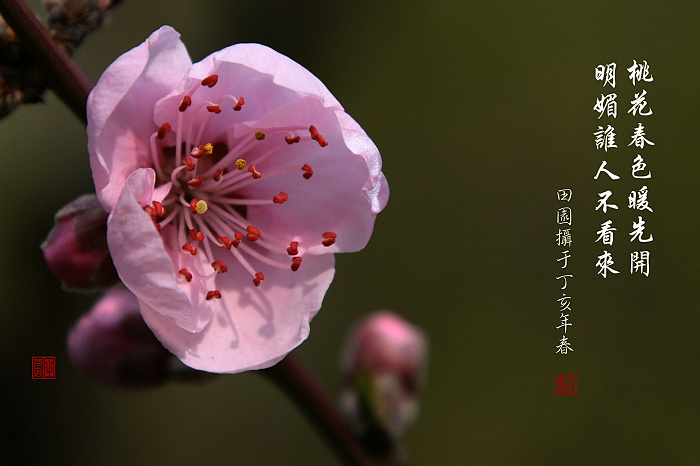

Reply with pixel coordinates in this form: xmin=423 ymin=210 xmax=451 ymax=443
xmin=42 ymin=194 xmax=118 ymax=290
xmin=340 ymin=311 xmax=428 ymax=443
xmin=67 ymin=287 xmax=173 ymax=388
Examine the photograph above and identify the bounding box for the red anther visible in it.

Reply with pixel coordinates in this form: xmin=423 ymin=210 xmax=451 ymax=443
xmin=273 ymin=192 xmax=288 ymax=204
xmin=213 ymin=168 xmax=224 ymax=181
xmin=246 ymin=226 xmax=260 ymax=242
xmin=253 ymin=272 xmax=265 ymax=287
xmin=211 ymin=260 xmax=228 ymax=274
xmin=206 ymin=290 xmax=221 ymax=300
xmin=190 ymin=146 xmax=204 ymax=158
xmin=184 ymin=157 xmax=196 ymax=171
xmin=152 ymin=201 xmax=165 ymax=218
xmin=179 ymin=95 xmax=192 ymax=112
xmin=287 ymin=241 xmax=299 ymax=256
xmin=291 ymin=256 xmax=302 ymax=272
xmin=301 ymin=164 xmax=313 ymax=179
xmin=248 ymin=164 xmax=262 ymax=179
xmin=218 ymin=236 xmax=232 ymax=250
xmin=187 ymin=176 xmax=203 ymax=187
xmin=178 ymin=268 xmax=193 ymax=282
xmin=309 ymin=125 xmax=320 ymax=138
xmin=157 ymin=122 xmax=171 ymax=139
xmin=285 ymin=135 xmax=301 ymax=144
xmin=190 ymin=199 xmax=199 ymax=214
xmin=322 ymin=231 xmax=337 ymax=247
xmin=144 ymin=205 xmax=155 ymax=218
xmin=189 ymin=229 xmax=204 ymax=241
xmin=232 ymin=232 xmax=243 ymax=247
xmin=233 ymin=97 xmax=245 ymax=111
xmin=201 ymin=74 xmax=218 ymax=88
xmin=182 ymin=243 xmax=198 ymax=255
xmin=207 ymin=104 xmax=222 ymax=114
xmin=309 ymin=125 xmax=329 ymax=147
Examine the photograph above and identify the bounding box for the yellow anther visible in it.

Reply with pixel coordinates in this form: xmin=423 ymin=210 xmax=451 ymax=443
xmin=204 ymin=143 xmax=214 ymax=155
xmin=235 ymin=159 xmax=246 ymax=170
xmin=255 ymin=131 xmax=266 ymax=141
xmin=195 ymin=200 xmax=208 ymax=214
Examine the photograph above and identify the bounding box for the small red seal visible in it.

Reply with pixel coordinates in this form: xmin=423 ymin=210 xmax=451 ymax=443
xmin=32 ymin=357 xmax=55 ymax=379
xmin=555 ymin=373 xmax=576 ymax=395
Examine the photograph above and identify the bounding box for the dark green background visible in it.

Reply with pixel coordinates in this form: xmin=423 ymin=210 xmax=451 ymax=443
xmin=3 ymin=1 xmax=699 ymax=464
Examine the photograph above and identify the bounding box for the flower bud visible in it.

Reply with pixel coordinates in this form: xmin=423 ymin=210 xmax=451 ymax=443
xmin=42 ymin=194 xmax=119 ymax=290
xmin=67 ymin=287 xmax=173 ymax=389
xmin=340 ymin=311 xmax=428 ymax=446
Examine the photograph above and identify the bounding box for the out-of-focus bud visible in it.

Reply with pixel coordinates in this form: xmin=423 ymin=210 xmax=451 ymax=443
xmin=41 ymin=194 xmax=119 ymax=290
xmin=67 ymin=286 xmax=174 ymax=389
xmin=340 ymin=311 xmax=428 ymax=452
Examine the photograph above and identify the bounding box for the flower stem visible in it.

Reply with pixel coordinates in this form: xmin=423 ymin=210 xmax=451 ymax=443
xmin=261 ymin=352 xmax=403 ymax=466
xmin=0 ymin=0 xmax=92 ymax=123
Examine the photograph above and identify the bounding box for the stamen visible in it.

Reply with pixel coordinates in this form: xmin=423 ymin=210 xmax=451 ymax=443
xmin=157 ymin=122 xmax=171 ymax=139
xmin=287 ymin=241 xmax=299 ymax=256
xmin=179 ymin=95 xmax=192 ymax=112
xmin=203 ymin=143 xmax=214 ymax=155
xmin=211 ymin=260 xmax=228 ymax=274
xmin=189 ymin=229 xmax=204 ymax=241
xmin=178 ymin=268 xmax=193 ymax=282
xmin=255 ymin=131 xmax=266 ymax=140
xmin=235 ymin=159 xmax=246 ymax=170
xmin=182 ymin=243 xmax=198 ymax=255
xmin=233 ymin=97 xmax=245 ymax=111
xmin=309 ymin=125 xmax=328 ymax=147
xmin=195 ymin=200 xmax=208 ymax=214
xmin=184 ymin=157 xmax=196 ymax=171
xmin=187 ymin=176 xmax=203 ymax=187
xmin=207 ymin=104 xmax=222 ymax=114
xmin=218 ymin=236 xmax=232 ymax=250
xmin=302 ymin=164 xmax=313 ymax=179
xmin=201 ymin=74 xmax=218 ymax=88
xmin=213 ymin=169 xmax=224 ymax=181
xmin=206 ymin=290 xmax=221 ymax=300
xmin=190 ymin=199 xmax=199 ymax=214
xmin=246 ymin=226 xmax=260 ymax=242
xmin=322 ymin=231 xmax=337 ymax=247
xmin=291 ymin=257 xmax=302 ymax=271
xmin=253 ymin=272 xmax=264 ymax=287
xmin=232 ymin=232 xmax=243 ymax=247
xmin=152 ymin=201 xmax=165 ymax=218
xmin=273 ymin=192 xmax=288 ymax=204
xmin=248 ymin=164 xmax=262 ymax=179
xmin=285 ymin=135 xmax=301 ymax=144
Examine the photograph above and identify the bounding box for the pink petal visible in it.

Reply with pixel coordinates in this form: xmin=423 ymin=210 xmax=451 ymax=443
xmin=107 ymin=168 xmax=212 ymax=333
xmin=140 ymin=253 xmax=335 ymax=373
xmin=88 ymin=26 xmax=192 ymax=211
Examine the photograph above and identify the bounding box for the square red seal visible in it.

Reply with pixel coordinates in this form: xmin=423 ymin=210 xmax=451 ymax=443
xmin=555 ymin=373 xmax=576 ymax=395
xmin=32 ymin=357 xmax=55 ymax=379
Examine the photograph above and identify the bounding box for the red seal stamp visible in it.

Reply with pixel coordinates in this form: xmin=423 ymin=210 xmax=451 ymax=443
xmin=555 ymin=373 xmax=576 ymax=395
xmin=32 ymin=357 xmax=55 ymax=379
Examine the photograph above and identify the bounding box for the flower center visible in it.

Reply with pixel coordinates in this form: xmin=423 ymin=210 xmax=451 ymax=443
xmin=143 ymin=74 xmax=336 ymax=299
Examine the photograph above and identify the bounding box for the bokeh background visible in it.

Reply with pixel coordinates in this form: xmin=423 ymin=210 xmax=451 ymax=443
xmin=3 ymin=0 xmax=699 ymax=464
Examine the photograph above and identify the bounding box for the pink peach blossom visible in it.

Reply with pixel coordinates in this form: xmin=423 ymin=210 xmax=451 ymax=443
xmin=87 ymin=26 xmax=388 ymax=373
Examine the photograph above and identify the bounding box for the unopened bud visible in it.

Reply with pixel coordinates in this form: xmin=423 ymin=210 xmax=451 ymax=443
xmin=41 ymin=194 xmax=118 ymax=290
xmin=340 ymin=311 xmax=428 ymax=447
xmin=67 ymin=287 xmax=173 ymax=389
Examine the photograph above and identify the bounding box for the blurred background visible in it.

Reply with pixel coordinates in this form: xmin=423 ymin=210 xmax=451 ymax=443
xmin=3 ymin=0 xmax=699 ymax=464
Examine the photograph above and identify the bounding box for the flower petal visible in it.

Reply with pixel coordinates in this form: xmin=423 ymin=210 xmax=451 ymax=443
xmin=140 ymin=253 xmax=335 ymax=373
xmin=88 ymin=26 xmax=192 ymax=211
xmin=108 ymin=168 xmax=212 ymax=333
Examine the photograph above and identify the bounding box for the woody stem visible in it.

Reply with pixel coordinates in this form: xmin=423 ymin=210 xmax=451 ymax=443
xmin=0 ymin=0 xmax=92 ymax=123
xmin=261 ymin=352 xmax=403 ymax=466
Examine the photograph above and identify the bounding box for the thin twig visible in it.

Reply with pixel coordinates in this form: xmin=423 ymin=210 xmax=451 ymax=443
xmin=0 ymin=0 xmax=92 ymax=122
xmin=261 ymin=352 xmax=403 ymax=466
